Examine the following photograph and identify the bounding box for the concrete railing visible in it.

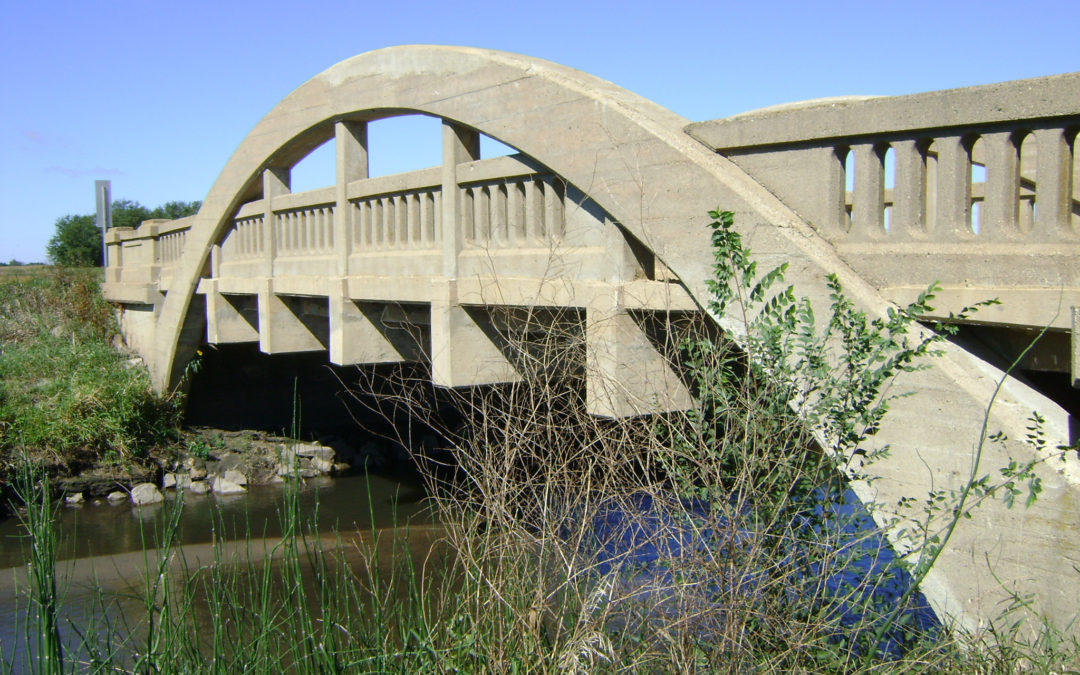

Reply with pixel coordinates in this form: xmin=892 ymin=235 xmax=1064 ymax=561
xmin=459 ymin=155 xmax=566 ymax=247
xmin=345 ymin=168 xmax=441 ymax=252
xmin=104 ymin=217 xmax=194 ymax=297
xmin=687 ymin=73 xmax=1080 ymax=244
xmin=212 ymin=155 xmax=566 ymax=278
xmin=687 ymin=73 xmax=1080 ymax=328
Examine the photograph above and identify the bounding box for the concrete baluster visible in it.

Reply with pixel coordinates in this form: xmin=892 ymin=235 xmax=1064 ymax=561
xmin=933 ymin=135 xmax=972 ymax=238
xmin=851 ymin=143 xmax=885 ymax=238
xmin=433 ymin=190 xmax=443 ymax=243
xmin=211 ymin=243 xmax=221 ymax=279
xmin=370 ymin=199 xmax=381 ymax=247
xmin=525 ymin=176 xmax=542 ymax=240
xmin=421 ymin=191 xmax=435 ymax=246
xmin=394 ymin=195 xmax=407 ymax=246
xmin=1033 ymin=127 xmax=1073 ymax=239
xmin=493 ymin=185 xmax=508 ymax=244
xmin=823 ymin=146 xmax=849 ymax=236
xmin=475 ymin=186 xmax=490 ymax=243
xmin=981 ymin=131 xmax=1021 ymax=238
xmin=408 ymin=193 xmax=420 ymax=245
xmin=544 ymin=175 xmax=564 ymax=241
xmin=892 ymin=139 xmax=927 ymax=236
xmin=231 ymin=222 xmax=241 ymax=259
xmin=508 ymin=180 xmax=525 ymax=244
xmin=381 ymin=197 xmax=393 ymax=246
xmin=461 ymin=188 xmax=475 ymax=242
xmin=352 ymin=202 xmax=364 ymax=250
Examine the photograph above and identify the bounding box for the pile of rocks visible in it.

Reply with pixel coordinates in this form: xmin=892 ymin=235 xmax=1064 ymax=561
xmin=62 ymin=432 xmax=351 ymax=508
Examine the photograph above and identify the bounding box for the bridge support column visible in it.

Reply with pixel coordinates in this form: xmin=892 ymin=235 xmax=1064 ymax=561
xmin=442 ymin=121 xmax=480 ymax=278
xmin=329 ymin=280 xmax=414 ymax=365
xmin=258 ymin=281 xmax=327 ymax=354
xmin=204 ymin=280 xmax=259 ymax=343
xmin=262 ymin=167 xmax=290 ymax=276
xmin=335 ymin=120 xmax=368 ymax=276
xmin=585 ymin=289 xmax=693 ymax=418
xmin=430 ymin=282 xmax=521 ymax=387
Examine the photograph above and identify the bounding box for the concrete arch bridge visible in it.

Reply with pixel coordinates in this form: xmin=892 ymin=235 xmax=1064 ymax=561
xmin=103 ymin=46 xmax=1080 ymax=635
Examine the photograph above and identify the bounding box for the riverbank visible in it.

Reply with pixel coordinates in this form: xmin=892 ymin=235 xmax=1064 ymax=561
xmin=0 ymin=267 xmax=182 ymax=504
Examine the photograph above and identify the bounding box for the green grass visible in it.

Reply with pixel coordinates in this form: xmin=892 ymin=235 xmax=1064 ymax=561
xmin=0 ymin=267 xmax=181 ymax=473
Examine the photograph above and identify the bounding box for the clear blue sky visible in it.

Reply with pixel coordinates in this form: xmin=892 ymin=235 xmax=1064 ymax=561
xmin=2 ymin=0 xmax=1076 ymax=263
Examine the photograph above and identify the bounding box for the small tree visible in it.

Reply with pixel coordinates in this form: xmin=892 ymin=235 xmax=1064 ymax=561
xmin=46 ymin=214 xmax=100 ymax=267
xmin=45 ymin=199 xmax=200 ymax=268
xmin=149 ymin=200 xmax=201 ymax=220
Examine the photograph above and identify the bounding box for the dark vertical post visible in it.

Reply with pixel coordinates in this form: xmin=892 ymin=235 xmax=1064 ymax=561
xmin=95 ymin=180 xmax=112 ymax=266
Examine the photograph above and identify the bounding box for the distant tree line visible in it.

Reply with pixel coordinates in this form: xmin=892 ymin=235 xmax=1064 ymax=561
xmin=46 ymin=200 xmax=201 ymax=267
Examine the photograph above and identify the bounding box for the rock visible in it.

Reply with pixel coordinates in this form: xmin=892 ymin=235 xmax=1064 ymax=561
xmin=223 ymin=469 xmax=247 ymax=486
xmin=187 ymin=481 xmax=211 ymax=495
xmin=131 ymin=483 xmax=164 ymax=506
xmin=163 ymin=473 xmax=193 ymax=490
xmin=212 ymin=477 xmax=246 ymax=495
xmin=64 ymin=492 xmax=84 ymax=505
xmin=57 ymin=464 xmax=157 ymax=499
xmin=184 ymin=457 xmax=209 ymax=480
xmin=294 ymin=444 xmax=334 ymax=461
xmin=311 ymin=455 xmax=335 ymax=473
xmin=106 ymin=491 xmax=127 ymax=503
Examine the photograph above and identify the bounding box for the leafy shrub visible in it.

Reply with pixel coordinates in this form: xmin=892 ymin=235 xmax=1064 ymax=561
xmin=0 ymin=269 xmax=181 ymax=469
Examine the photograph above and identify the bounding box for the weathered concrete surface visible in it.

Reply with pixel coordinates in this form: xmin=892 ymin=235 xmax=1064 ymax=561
xmin=687 ymin=74 xmax=1080 ymax=332
xmin=102 ymin=46 xmax=1079 ymax=636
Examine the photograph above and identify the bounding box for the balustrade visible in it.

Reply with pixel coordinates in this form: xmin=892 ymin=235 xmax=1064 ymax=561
xmin=460 ymin=173 xmax=565 ymax=247
xmin=352 ymin=188 xmax=440 ymax=250
xmin=103 ymin=218 xmax=192 ymax=290
xmin=688 ymin=74 xmax=1080 ymax=246
xmin=832 ymin=127 xmax=1077 ymax=242
xmin=274 ymin=203 xmax=335 ymax=256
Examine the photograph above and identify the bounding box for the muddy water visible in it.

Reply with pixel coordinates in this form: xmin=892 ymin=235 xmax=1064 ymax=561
xmin=0 ymin=472 xmax=443 ymax=669
xmin=0 ymin=472 xmax=432 ymax=570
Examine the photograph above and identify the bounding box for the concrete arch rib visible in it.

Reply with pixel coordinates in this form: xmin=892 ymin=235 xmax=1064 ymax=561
xmin=154 ymin=45 xmax=1077 ymax=635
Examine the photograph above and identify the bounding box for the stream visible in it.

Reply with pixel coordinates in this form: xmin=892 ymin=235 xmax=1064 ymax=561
xmin=0 ymin=470 xmax=440 ymax=669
